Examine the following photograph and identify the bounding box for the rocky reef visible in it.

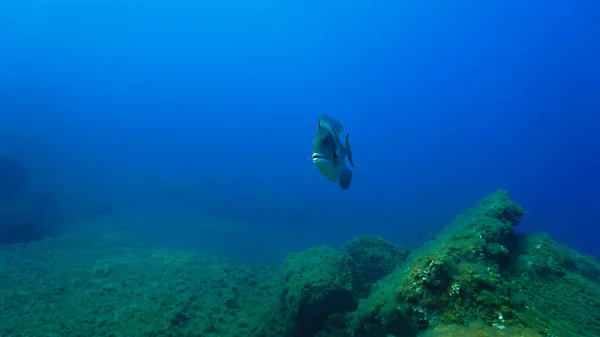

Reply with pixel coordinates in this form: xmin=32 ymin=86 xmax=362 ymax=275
xmin=279 ymin=190 xmax=600 ymax=337
xmin=282 ymin=246 xmax=359 ymax=337
xmin=0 ymin=190 xmax=598 ymax=337
xmin=351 ymin=190 xmax=529 ymax=336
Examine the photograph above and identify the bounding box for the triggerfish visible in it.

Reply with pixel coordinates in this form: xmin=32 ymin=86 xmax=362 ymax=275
xmin=312 ymin=114 xmax=355 ymax=190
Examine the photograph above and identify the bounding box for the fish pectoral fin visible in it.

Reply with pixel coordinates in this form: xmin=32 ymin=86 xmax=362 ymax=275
xmin=345 ymin=133 xmax=355 ymax=167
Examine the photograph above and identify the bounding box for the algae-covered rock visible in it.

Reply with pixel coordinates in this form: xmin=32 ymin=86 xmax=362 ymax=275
xmin=343 ymin=235 xmax=411 ymax=293
xmin=2 ymin=189 xmax=599 ymax=337
xmin=508 ymin=233 xmax=600 ymax=336
xmin=351 ymin=190 xmax=526 ymax=337
xmin=348 ymin=190 xmax=600 ymax=337
xmin=282 ymin=246 xmax=358 ymax=337
xmin=420 ymin=320 xmax=543 ymax=337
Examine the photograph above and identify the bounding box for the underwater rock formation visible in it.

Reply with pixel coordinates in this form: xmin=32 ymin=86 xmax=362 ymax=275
xmin=343 ymin=235 xmax=411 ymax=295
xmin=507 ymin=233 xmax=600 ymax=336
xmin=346 ymin=190 xmax=600 ymax=337
xmin=350 ymin=190 xmax=527 ymax=336
xmin=279 ymin=238 xmax=411 ymax=337
xmin=419 ymin=320 xmax=543 ymax=337
xmin=281 ymin=246 xmax=358 ymax=337
xmin=0 ymin=189 xmax=598 ymax=337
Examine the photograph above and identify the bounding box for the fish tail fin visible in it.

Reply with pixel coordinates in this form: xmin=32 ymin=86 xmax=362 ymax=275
xmin=338 ymin=167 xmax=353 ymax=190
xmin=345 ymin=133 xmax=355 ymax=167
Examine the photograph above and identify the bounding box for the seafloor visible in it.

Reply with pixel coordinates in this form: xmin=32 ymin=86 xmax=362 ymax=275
xmin=0 ymin=190 xmax=599 ymax=337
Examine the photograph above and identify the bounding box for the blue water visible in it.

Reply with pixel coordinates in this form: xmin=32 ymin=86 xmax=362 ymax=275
xmin=1 ymin=1 xmax=598 ymax=262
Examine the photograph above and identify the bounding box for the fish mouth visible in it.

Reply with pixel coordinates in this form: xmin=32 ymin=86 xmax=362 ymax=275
xmin=312 ymin=153 xmax=324 ymax=163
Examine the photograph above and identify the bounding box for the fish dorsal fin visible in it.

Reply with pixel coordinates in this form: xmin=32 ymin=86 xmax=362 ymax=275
xmin=318 ymin=114 xmax=344 ymax=135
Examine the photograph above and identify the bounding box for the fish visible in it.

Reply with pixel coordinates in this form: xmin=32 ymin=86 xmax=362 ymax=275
xmin=312 ymin=114 xmax=355 ymax=190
